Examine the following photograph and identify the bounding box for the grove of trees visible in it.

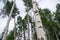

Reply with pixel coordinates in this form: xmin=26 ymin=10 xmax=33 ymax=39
xmin=0 ymin=0 xmax=60 ymax=40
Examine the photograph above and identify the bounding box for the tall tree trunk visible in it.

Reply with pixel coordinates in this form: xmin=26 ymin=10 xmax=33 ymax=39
xmin=24 ymin=30 xmax=26 ymax=40
xmin=32 ymin=0 xmax=46 ymax=40
xmin=27 ymin=12 xmax=30 ymax=40
xmin=14 ymin=17 xmax=16 ymax=40
xmin=30 ymin=23 xmax=32 ymax=40
xmin=2 ymin=0 xmax=16 ymax=40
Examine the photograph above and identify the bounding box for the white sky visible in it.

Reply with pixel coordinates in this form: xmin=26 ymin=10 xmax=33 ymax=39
xmin=0 ymin=0 xmax=60 ymax=34
xmin=38 ymin=0 xmax=60 ymax=11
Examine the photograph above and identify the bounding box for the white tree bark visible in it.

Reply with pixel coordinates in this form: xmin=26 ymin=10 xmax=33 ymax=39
xmin=2 ymin=0 xmax=16 ymax=40
xmin=14 ymin=17 xmax=16 ymax=40
xmin=29 ymin=23 xmax=32 ymax=40
xmin=27 ymin=12 xmax=30 ymax=40
xmin=32 ymin=0 xmax=46 ymax=40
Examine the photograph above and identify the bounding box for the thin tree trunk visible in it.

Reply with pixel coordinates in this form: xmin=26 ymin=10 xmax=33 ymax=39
xmin=27 ymin=12 xmax=30 ymax=40
xmin=22 ymin=27 xmax=23 ymax=40
xmin=2 ymin=0 xmax=16 ymax=40
xmin=32 ymin=0 xmax=46 ymax=40
xmin=14 ymin=17 xmax=16 ymax=40
xmin=24 ymin=30 xmax=26 ymax=40
xmin=22 ymin=20 xmax=26 ymax=40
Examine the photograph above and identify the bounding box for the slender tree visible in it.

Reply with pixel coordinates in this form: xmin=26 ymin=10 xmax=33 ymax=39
xmin=23 ymin=0 xmax=33 ymax=39
xmin=25 ymin=8 xmax=30 ymax=40
xmin=17 ymin=16 xmax=27 ymax=40
xmin=23 ymin=16 xmax=27 ymax=40
xmin=14 ymin=17 xmax=16 ymax=40
xmin=23 ymin=14 xmax=32 ymax=40
xmin=2 ymin=0 xmax=19 ymax=40
xmin=2 ymin=1 xmax=15 ymax=40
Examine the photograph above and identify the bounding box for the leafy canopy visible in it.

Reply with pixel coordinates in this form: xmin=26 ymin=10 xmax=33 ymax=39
xmin=3 ymin=1 xmax=19 ymax=18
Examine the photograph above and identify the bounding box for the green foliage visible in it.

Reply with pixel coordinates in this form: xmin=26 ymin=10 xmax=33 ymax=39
xmin=22 ymin=19 xmax=27 ymax=30
xmin=54 ymin=4 xmax=60 ymax=39
xmin=39 ymin=8 xmax=52 ymax=20
xmin=5 ymin=1 xmax=60 ymax=40
xmin=6 ymin=30 xmax=14 ymax=40
xmin=39 ymin=8 xmax=60 ymax=40
xmin=17 ymin=14 xmax=32 ymax=33
xmin=3 ymin=1 xmax=19 ymax=18
xmin=24 ymin=14 xmax=32 ymax=23
xmin=17 ymin=16 xmax=22 ymax=25
xmin=21 ymin=14 xmax=32 ymax=30
xmin=18 ymin=25 xmax=22 ymax=32
xmin=23 ymin=0 xmax=33 ymax=10
xmin=55 ymin=4 xmax=60 ymax=23
xmin=17 ymin=16 xmax=22 ymax=34
xmin=33 ymin=32 xmax=38 ymax=40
